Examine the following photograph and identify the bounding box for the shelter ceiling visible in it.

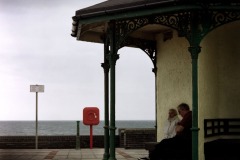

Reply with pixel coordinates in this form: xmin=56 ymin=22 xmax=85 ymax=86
xmin=78 ymin=23 xmax=171 ymax=44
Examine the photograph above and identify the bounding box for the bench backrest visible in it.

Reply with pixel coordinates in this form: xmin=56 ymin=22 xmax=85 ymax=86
xmin=204 ymin=118 xmax=240 ymax=137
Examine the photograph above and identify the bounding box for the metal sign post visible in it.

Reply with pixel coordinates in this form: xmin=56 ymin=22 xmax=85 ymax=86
xmin=30 ymin=85 xmax=44 ymax=149
xmin=76 ymin=121 xmax=80 ymax=150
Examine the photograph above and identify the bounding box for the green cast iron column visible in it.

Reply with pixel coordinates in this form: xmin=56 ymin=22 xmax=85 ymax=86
xmin=109 ymin=21 xmax=119 ymax=160
xmin=185 ymin=11 xmax=202 ymax=160
xmin=188 ymin=46 xmax=201 ymax=160
xmin=102 ymin=38 xmax=110 ymax=160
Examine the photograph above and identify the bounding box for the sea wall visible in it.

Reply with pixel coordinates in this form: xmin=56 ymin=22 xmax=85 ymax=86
xmin=0 ymin=135 xmax=107 ymax=149
xmin=119 ymin=128 xmax=156 ymax=149
xmin=0 ymin=128 xmax=156 ymax=149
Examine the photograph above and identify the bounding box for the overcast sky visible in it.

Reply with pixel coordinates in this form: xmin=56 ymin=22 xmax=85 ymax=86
xmin=0 ymin=0 xmax=155 ymax=121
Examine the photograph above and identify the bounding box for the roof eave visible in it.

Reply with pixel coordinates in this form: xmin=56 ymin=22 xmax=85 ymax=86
xmin=71 ymin=4 xmax=198 ymax=38
xmin=71 ymin=2 xmax=240 ymax=38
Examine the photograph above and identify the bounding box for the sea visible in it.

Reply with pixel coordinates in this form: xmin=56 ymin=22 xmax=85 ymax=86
xmin=0 ymin=120 xmax=155 ymax=136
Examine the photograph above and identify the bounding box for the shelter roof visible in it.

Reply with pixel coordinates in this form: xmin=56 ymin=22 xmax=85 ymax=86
xmin=71 ymin=0 xmax=240 ymax=43
xmin=74 ymin=0 xmax=240 ymax=19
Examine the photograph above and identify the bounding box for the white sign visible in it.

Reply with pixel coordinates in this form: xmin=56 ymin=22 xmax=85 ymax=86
xmin=30 ymin=85 xmax=44 ymax=92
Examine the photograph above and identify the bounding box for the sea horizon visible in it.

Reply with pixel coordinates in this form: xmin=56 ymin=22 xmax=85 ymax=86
xmin=0 ymin=120 xmax=155 ymax=136
xmin=0 ymin=119 xmax=155 ymax=121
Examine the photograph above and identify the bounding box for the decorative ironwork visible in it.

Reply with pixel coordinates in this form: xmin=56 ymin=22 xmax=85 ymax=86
xmin=203 ymin=11 xmax=240 ymax=35
xmin=120 ymin=37 xmax=156 ymax=66
xmin=101 ymin=32 xmax=111 ymax=71
xmin=153 ymin=10 xmax=240 ymax=44
xmin=152 ymin=67 xmax=157 ymax=75
xmin=101 ymin=62 xmax=110 ymax=73
xmin=115 ymin=18 xmax=149 ymax=49
xmin=114 ymin=10 xmax=240 ymax=49
xmin=109 ymin=6 xmax=240 ymax=73
xmin=108 ymin=54 xmax=119 ymax=66
xmin=154 ymin=13 xmax=184 ymax=30
xmin=107 ymin=21 xmax=120 ymax=67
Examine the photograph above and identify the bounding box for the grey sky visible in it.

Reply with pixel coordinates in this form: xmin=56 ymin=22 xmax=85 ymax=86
xmin=0 ymin=0 xmax=155 ymax=120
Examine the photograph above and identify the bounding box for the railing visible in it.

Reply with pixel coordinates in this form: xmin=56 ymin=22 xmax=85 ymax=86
xmin=204 ymin=118 xmax=240 ymax=137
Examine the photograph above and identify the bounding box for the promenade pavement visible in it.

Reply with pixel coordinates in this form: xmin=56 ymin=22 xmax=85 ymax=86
xmin=0 ymin=148 xmax=149 ymax=160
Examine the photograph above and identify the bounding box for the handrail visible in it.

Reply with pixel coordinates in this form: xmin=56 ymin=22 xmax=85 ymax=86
xmin=204 ymin=118 xmax=240 ymax=137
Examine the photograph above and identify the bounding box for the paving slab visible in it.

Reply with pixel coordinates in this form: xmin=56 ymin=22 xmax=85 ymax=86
xmin=0 ymin=148 xmax=148 ymax=160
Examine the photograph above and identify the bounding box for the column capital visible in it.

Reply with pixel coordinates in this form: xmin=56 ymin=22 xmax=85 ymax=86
xmin=101 ymin=62 xmax=110 ymax=73
xmin=188 ymin=46 xmax=201 ymax=59
xmin=108 ymin=54 xmax=119 ymax=66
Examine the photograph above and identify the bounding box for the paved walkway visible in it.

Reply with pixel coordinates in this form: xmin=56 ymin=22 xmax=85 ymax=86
xmin=0 ymin=148 xmax=149 ymax=160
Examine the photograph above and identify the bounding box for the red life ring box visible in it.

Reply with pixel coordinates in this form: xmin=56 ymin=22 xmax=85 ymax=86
xmin=83 ymin=107 xmax=100 ymax=125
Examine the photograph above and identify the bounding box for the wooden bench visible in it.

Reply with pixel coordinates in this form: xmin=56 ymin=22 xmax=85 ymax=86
xmin=144 ymin=141 xmax=191 ymax=160
xmin=144 ymin=119 xmax=240 ymax=159
xmin=144 ymin=142 xmax=158 ymax=155
xmin=204 ymin=118 xmax=240 ymax=160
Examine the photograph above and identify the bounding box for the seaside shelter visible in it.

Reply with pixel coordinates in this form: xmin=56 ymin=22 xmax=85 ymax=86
xmin=71 ymin=1 xmax=240 ymax=160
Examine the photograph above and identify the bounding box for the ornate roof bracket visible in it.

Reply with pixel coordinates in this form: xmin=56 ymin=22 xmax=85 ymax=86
xmin=113 ymin=9 xmax=240 ymax=48
xmin=107 ymin=9 xmax=240 ymax=74
xmin=120 ymin=37 xmax=157 ymax=68
xmin=154 ymin=10 xmax=240 ymax=45
xmin=115 ymin=18 xmax=149 ymax=47
xmin=105 ymin=20 xmax=157 ymax=70
xmin=101 ymin=35 xmax=110 ymax=73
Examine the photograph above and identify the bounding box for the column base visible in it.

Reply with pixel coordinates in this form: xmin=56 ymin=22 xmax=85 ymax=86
xmin=102 ymin=153 xmax=109 ymax=160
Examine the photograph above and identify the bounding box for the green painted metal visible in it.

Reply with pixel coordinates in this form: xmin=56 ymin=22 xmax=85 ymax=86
xmin=76 ymin=121 xmax=80 ymax=150
xmin=108 ymin=21 xmax=119 ymax=160
xmin=75 ymin=4 xmax=240 ymax=25
xmin=76 ymin=5 xmax=202 ymax=25
xmin=187 ymin=12 xmax=202 ymax=160
xmin=119 ymin=37 xmax=157 ymax=67
xmin=102 ymin=37 xmax=110 ymax=160
xmin=189 ymin=46 xmax=201 ymax=160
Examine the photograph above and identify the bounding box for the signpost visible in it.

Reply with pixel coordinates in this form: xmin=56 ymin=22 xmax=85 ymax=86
xmin=76 ymin=121 xmax=80 ymax=150
xmin=30 ymin=85 xmax=44 ymax=149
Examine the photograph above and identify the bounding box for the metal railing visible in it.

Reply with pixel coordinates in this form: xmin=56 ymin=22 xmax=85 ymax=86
xmin=204 ymin=118 xmax=240 ymax=137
